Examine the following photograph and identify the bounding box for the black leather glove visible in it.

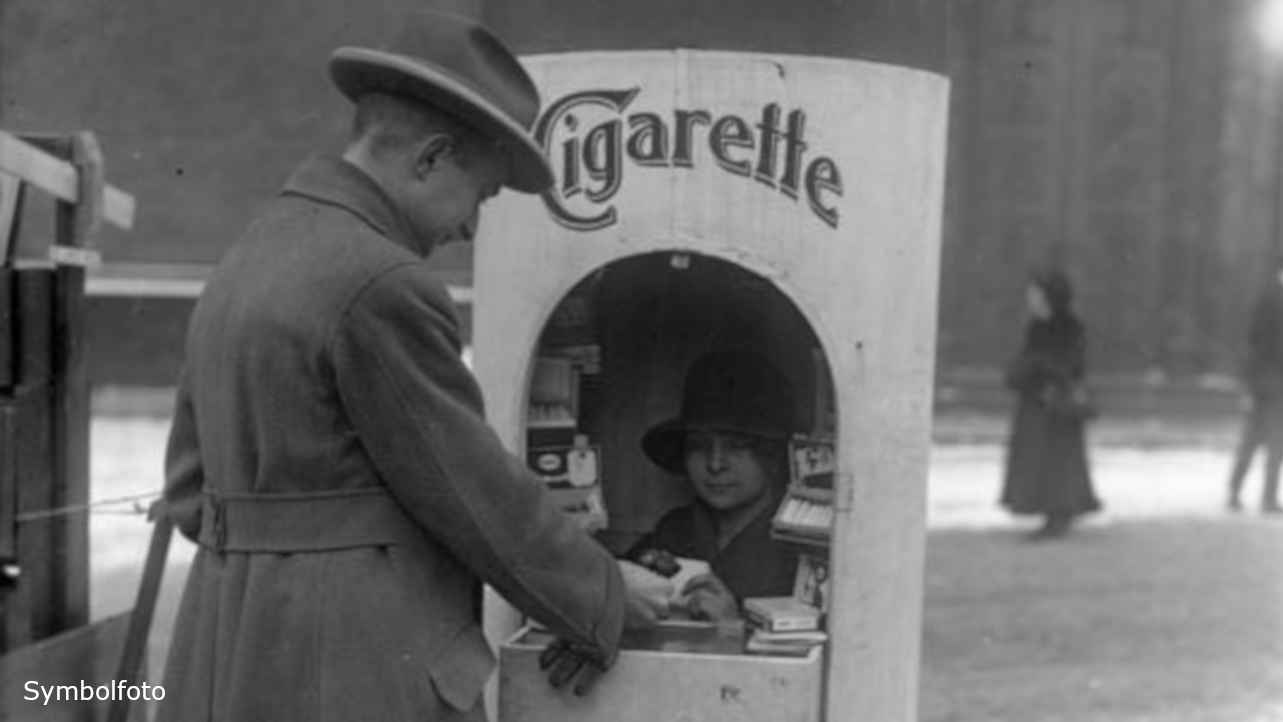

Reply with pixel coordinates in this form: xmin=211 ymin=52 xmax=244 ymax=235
xmin=538 ymin=638 xmax=615 ymax=696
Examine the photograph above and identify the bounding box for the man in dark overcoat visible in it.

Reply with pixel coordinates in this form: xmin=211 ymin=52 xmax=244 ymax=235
xmin=156 ymin=12 xmax=663 ymax=721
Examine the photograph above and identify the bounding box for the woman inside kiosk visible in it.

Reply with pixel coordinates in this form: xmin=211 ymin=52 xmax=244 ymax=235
xmin=627 ymin=350 xmax=800 ymax=620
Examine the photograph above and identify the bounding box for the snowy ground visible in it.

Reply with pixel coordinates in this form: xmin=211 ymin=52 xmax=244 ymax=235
xmin=82 ymin=414 xmax=1282 ymax=720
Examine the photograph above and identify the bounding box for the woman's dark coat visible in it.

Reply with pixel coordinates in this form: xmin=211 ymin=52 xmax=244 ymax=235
xmin=158 ymin=156 xmax=624 ymax=722
xmin=1000 ymin=281 xmax=1101 ymax=518
xmin=627 ymin=497 xmax=798 ymax=600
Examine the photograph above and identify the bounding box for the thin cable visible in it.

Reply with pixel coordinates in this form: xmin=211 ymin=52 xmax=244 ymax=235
xmin=15 ymin=491 xmax=159 ymax=522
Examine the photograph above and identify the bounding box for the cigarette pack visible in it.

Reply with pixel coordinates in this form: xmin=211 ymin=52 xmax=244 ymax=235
xmin=744 ymin=628 xmax=828 ymax=656
xmin=742 ymin=596 xmax=821 ymax=633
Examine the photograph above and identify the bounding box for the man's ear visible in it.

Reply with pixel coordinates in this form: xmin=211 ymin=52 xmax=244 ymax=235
xmin=412 ymin=134 xmax=456 ymax=179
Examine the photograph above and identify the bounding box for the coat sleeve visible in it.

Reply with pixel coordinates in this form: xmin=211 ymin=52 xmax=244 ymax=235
xmin=162 ymin=367 xmax=205 ymax=541
xmin=330 ymin=263 xmax=624 ymax=658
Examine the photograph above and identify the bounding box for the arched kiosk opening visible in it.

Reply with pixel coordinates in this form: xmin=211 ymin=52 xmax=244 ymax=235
xmin=498 ymin=250 xmax=837 ymax=721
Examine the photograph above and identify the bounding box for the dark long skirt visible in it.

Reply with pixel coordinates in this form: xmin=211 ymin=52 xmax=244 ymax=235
xmin=1000 ymin=399 xmax=1101 ymax=517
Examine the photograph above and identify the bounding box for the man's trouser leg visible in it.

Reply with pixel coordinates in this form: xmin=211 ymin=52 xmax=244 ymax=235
xmin=1227 ymin=400 xmax=1263 ymax=504
xmin=1260 ymin=398 xmax=1283 ymax=510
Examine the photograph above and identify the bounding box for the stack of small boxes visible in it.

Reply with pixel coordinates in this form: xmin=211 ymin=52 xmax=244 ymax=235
xmin=742 ymin=590 xmax=826 ymax=655
xmin=770 ymin=437 xmax=835 ymax=546
xmin=743 ymin=435 xmax=836 ymax=655
xmin=524 ymin=297 xmax=609 ymax=532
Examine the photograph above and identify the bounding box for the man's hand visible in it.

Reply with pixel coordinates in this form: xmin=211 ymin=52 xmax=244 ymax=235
xmin=537 ymin=560 xmax=670 ymax=696
xmin=676 ymin=573 xmax=740 ymax=621
xmin=538 ymin=638 xmax=611 ymax=697
xmin=618 ymin=559 xmax=672 ymax=629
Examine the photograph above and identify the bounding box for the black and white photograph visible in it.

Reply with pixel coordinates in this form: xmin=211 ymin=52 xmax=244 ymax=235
xmin=0 ymin=2 xmax=1280 ymax=721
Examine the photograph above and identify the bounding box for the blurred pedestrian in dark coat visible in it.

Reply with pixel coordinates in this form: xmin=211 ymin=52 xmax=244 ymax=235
xmin=1224 ymin=264 xmax=1283 ymax=514
xmin=1000 ymin=269 xmax=1101 ymax=538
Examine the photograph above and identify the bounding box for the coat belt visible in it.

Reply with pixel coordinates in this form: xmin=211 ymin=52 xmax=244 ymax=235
xmin=197 ymin=487 xmax=422 ymax=553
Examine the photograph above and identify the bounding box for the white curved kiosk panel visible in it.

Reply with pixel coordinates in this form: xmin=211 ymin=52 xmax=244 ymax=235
xmin=473 ymin=50 xmax=948 ymax=722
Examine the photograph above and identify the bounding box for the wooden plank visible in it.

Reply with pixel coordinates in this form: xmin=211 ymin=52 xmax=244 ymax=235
xmin=6 ymin=386 xmax=52 ymax=650
xmin=70 ymin=133 xmax=105 ymax=248
xmin=0 ymin=172 xmax=23 ymax=265
xmin=49 ymin=247 xmax=102 ymax=269
xmin=0 ymin=132 xmax=134 ymax=231
xmin=0 ymin=613 xmax=146 ymax=722
xmin=51 ymin=269 xmax=90 ymax=635
xmin=0 ymin=400 xmax=15 ymax=560
xmin=84 ymin=263 xmax=209 ymax=299
xmin=84 ymin=277 xmax=205 ymax=298
xmin=77 ymin=266 xmax=476 ymax=302
xmin=106 ymin=511 xmax=172 ymax=722
xmin=7 ymin=270 xmax=55 ymax=650
xmin=16 ymin=269 xmax=53 ymax=387
xmin=0 ymin=269 xmax=11 ymax=389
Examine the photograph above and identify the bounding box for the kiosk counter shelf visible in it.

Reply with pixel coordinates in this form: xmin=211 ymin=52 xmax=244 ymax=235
xmin=498 ymin=623 xmax=823 ymax=722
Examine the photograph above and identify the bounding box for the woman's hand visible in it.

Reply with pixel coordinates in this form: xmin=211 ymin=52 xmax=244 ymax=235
xmin=617 ymin=559 xmax=673 ymax=628
xmin=677 ymin=573 xmax=740 ymax=621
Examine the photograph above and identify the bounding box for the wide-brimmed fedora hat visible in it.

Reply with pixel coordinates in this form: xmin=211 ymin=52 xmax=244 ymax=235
xmin=642 ymin=351 xmax=795 ymax=474
xmin=329 ymin=11 xmax=553 ymax=193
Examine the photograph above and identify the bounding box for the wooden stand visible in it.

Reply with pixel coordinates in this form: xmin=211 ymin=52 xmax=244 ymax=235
xmin=0 ymin=130 xmax=139 ymax=722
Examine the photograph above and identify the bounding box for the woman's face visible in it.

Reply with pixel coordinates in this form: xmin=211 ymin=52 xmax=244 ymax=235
xmin=1026 ymin=284 xmax=1051 ymax=320
xmin=683 ymin=430 xmax=772 ymax=512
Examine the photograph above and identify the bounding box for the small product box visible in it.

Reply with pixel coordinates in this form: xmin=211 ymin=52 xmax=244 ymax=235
xmin=793 ymin=553 xmax=831 ymax=613
xmin=744 ymin=628 xmax=829 ymax=656
xmin=742 ymin=596 xmax=822 ymax=633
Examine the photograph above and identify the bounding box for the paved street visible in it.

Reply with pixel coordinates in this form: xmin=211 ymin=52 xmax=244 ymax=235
xmin=85 ymin=414 xmax=1283 ymax=720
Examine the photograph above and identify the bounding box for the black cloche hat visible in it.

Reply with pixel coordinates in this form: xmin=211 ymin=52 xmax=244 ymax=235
xmin=641 ymin=351 xmax=795 ymax=474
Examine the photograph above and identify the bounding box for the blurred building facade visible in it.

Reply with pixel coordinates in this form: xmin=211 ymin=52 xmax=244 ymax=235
xmin=0 ymin=0 xmax=1277 ymax=413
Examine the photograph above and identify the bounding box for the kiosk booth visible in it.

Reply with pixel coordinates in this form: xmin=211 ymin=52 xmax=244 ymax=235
xmin=472 ymin=51 xmax=948 ymax=721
